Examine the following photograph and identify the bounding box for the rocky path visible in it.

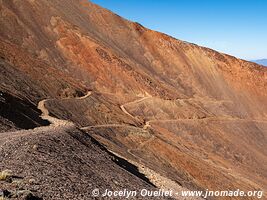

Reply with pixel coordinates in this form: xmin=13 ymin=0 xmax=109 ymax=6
xmin=120 ymin=96 xmax=151 ymax=119
xmin=38 ymin=91 xmax=92 ymax=126
xmin=120 ymin=96 xmax=267 ymax=131
xmin=0 ymin=92 xmax=92 ymax=143
xmin=81 ymin=124 xmax=135 ymax=130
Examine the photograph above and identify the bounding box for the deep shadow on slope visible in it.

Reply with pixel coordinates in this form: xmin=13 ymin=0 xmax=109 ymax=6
xmin=0 ymin=91 xmax=49 ymax=131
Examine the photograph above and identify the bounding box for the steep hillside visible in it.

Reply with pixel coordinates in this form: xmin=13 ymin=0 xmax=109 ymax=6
xmin=0 ymin=126 xmax=164 ymax=199
xmin=0 ymin=0 xmax=266 ymax=199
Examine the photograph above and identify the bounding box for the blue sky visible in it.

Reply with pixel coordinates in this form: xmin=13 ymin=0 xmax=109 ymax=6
xmin=91 ymin=0 xmax=267 ymax=60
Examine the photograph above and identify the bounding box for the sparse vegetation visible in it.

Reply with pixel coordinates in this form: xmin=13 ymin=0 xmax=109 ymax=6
xmin=0 ymin=170 xmax=12 ymax=181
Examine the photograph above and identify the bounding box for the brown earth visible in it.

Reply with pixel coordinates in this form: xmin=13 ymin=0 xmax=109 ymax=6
xmin=0 ymin=0 xmax=266 ymax=199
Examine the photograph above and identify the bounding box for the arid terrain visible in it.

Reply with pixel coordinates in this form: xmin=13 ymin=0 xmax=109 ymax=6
xmin=0 ymin=0 xmax=266 ymax=199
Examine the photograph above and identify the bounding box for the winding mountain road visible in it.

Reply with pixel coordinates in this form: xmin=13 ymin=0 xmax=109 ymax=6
xmin=0 ymin=92 xmax=92 ymax=142
xmin=3 ymin=92 xmax=264 ymax=150
xmin=81 ymin=124 xmax=135 ymax=130
xmin=37 ymin=91 xmax=92 ymax=126
xmin=120 ymin=96 xmax=151 ymax=119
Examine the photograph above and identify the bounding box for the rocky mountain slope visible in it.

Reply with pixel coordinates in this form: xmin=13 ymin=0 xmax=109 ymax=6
xmin=0 ymin=0 xmax=266 ymax=199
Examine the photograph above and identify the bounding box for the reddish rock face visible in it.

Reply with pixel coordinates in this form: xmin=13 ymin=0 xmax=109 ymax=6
xmin=0 ymin=0 xmax=266 ymax=199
